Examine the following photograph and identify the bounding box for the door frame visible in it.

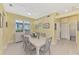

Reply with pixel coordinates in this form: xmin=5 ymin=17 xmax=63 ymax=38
xmin=60 ymin=22 xmax=70 ymax=40
xmin=55 ymin=22 xmax=61 ymax=40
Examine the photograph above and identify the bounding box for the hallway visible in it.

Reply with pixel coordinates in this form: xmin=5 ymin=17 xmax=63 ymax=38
xmin=3 ymin=40 xmax=79 ymax=55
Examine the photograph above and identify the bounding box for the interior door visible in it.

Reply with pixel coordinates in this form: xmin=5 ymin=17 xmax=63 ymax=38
xmin=61 ymin=23 xmax=70 ymax=40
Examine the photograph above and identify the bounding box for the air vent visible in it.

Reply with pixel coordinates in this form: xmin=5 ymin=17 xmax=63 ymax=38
xmin=47 ymin=15 xmax=50 ymax=17
xmin=9 ymin=4 xmax=13 ymax=7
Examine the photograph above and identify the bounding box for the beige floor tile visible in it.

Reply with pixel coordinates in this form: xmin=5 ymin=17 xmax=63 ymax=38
xmin=3 ymin=39 xmax=79 ymax=55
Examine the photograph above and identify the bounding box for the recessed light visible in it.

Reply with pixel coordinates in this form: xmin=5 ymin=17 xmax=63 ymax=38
xmin=9 ymin=4 xmax=13 ymax=7
xmin=27 ymin=12 xmax=32 ymax=15
xmin=53 ymin=10 xmax=57 ymax=12
xmin=64 ymin=9 xmax=69 ymax=12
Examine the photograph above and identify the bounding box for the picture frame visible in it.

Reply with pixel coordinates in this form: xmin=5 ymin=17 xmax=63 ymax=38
xmin=43 ymin=23 xmax=50 ymax=29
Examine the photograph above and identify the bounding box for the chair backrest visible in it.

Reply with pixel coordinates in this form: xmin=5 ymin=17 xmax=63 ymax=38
xmin=22 ymin=34 xmax=30 ymax=45
xmin=36 ymin=32 xmax=40 ymax=38
xmin=30 ymin=32 xmax=38 ymax=38
xmin=25 ymin=31 xmax=30 ymax=35
xmin=45 ymin=37 xmax=52 ymax=50
xmin=41 ymin=33 xmax=46 ymax=37
xmin=21 ymin=34 xmax=25 ymax=42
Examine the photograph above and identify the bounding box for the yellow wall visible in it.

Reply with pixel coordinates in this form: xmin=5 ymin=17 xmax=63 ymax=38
xmin=34 ymin=13 xmax=59 ymax=44
xmin=34 ymin=11 xmax=79 ymax=47
xmin=55 ymin=15 xmax=77 ymax=39
xmin=3 ymin=12 xmax=35 ymax=48
xmin=0 ymin=4 xmax=6 ymax=54
xmin=55 ymin=13 xmax=79 ymax=49
xmin=0 ymin=3 xmax=79 ymax=54
xmin=76 ymin=15 xmax=79 ymax=49
xmin=0 ymin=4 xmax=35 ymax=54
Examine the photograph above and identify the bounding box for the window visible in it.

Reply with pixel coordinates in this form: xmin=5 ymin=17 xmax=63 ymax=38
xmin=16 ymin=20 xmax=23 ymax=32
xmin=16 ymin=20 xmax=30 ymax=32
xmin=23 ymin=21 xmax=30 ymax=31
xmin=16 ymin=22 xmax=23 ymax=32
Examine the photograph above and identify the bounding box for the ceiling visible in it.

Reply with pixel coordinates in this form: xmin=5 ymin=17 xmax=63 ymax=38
xmin=3 ymin=3 xmax=79 ymax=19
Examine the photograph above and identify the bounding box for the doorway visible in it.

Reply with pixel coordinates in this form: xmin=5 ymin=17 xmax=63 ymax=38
xmin=60 ymin=22 xmax=70 ymax=40
xmin=55 ymin=22 xmax=61 ymax=40
xmin=69 ymin=22 xmax=76 ymax=41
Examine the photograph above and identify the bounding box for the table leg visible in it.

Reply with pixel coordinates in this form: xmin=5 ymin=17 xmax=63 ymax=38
xmin=36 ymin=48 xmax=40 ymax=55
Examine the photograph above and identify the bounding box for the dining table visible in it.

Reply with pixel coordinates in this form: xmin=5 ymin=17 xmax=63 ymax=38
xmin=28 ymin=37 xmax=46 ymax=55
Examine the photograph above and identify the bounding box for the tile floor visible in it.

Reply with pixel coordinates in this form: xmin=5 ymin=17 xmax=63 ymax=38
xmin=4 ymin=42 xmax=26 ymax=55
xmin=3 ymin=39 xmax=79 ymax=55
xmin=51 ymin=40 xmax=79 ymax=55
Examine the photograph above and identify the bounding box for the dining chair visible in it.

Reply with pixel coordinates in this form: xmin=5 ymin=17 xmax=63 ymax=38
xmin=22 ymin=34 xmax=36 ymax=55
xmin=39 ymin=37 xmax=52 ymax=55
xmin=41 ymin=33 xmax=46 ymax=38
xmin=25 ymin=31 xmax=30 ymax=35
